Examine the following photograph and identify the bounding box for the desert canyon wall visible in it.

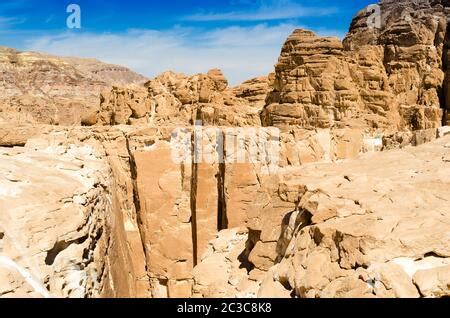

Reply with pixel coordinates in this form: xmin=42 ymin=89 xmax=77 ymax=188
xmin=1 ymin=0 xmax=450 ymax=298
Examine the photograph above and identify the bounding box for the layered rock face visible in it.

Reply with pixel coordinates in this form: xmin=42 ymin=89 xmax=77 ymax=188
xmin=0 ymin=47 xmax=146 ymax=126
xmin=263 ymin=0 xmax=450 ymax=132
xmin=2 ymin=0 xmax=450 ymax=299
xmin=262 ymin=30 xmax=364 ymax=129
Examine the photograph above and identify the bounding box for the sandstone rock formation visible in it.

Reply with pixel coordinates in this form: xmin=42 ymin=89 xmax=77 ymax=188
xmin=256 ymin=135 xmax=450 ymax=298
xmin=0 ymin=135 xmax=137 ymax=297
xmin=2 ymin=0 xmax=450 ymax=299
xmin=98 ymin=70 xmax=271 ymax=127
xmin=0 ymin=47 xmax=146 ymax=126
xmin=193 ymin=228 xmax=261 ymax=298
xmin=0 ymin=125 xmax=156 ymax=298
xmin=262 ymin=0 xmax=450 ymax=132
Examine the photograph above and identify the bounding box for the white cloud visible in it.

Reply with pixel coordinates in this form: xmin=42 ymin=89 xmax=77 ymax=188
xmin=183 ymin=0 xmax=337 ymax=22
xmin=0 ymin=16 xmax=26 ymax=28
xmin=0 ymin=0 xmax=29 ymax=27
xmin=23 ymin=24 xmax=344 ymax=86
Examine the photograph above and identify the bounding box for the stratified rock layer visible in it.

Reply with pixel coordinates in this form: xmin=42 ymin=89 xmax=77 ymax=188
xmin=0 ymin=47 xmax=146 ymax=126
xmin=2 ymin=0 xmax=450 ymax=299
xmin=263 ymin=0 xmax=450 ymax=132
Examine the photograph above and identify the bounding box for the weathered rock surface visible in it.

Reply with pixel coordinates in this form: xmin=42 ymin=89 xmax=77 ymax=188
xmin=98 ymin=70 xmax=271 ymax=127
xmin=255 ymin=135 xmax=450 ymax=298
xmin=262 ymin=0 xmax=450 ymax=132
xmin=0 ymin=139 xmax=135 ymax=297
xmin=2 ymin=0 xmax=450 ymax=300
xmin=0 ymin=126 xmax=155 ymax=298
xmin=0 ymin=47 xmax=146 ymax=126
xmin=133 ymin=141 xmax=194 ymax=298
xmin=193 ymin=228 xmax=260 ymax=298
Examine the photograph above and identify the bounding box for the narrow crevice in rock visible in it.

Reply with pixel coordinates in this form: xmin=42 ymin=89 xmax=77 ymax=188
xmin=423 ymin=251 xmax=448 ymax=259
xmin=217 ymin=130 xmax=228 ymax=231
xmin=126 ymin=138 xmax=142 ymax=221
xmin=238 ymin=237 xmax=257 ymax=273
xmin=412 ymin=281 xmax=425 ymax=298
xmin=217 ymin=163 xmax=228 ymax=231
xmin=125 ymin=137 xmax=151 ymax=283
xmin=191 ymin=133 xmax=199 ymax=267
xmin=442 ymin=18 xmax=450 ymax=126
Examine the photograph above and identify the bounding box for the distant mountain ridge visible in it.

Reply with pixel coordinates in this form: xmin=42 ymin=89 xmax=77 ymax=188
xmin=0 ymin=46 xmax=147 ymax=125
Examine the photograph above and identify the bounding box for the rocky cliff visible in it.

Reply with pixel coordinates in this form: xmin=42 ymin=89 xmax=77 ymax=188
xmin=263 ymin=0 xmax=450 ymax=131
xmin=1 ymin=0 xmax=450 ymax=299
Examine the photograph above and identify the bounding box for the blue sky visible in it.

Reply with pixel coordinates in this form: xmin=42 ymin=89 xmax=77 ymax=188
xmin=0 ymin=0 xmax=375 ymax=84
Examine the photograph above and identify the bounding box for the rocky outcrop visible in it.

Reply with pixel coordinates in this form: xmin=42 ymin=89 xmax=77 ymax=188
xmin=2 ymin=122 xmax=448 ymax=298
xmin=189 ymin=133 xmax=450 ymax=299
xmin=262 ymin=30 xmax=363 ymax=130
xmin=262 ymin=0 xmax=450 ymax=132
xmin=2 ymin=0 xmax=450 ymax=300
xmin=0 ymin=126 xmax=153 ymax=298
xmin=0 ymin=137 xmax=134 ymax=297
xmin=0 ymin=47 xmax=146 ymax=126
xmin=256 ymin=135 xmax=450 ymax=298
xmin=0 ymin=122 xmax=396 ymax=298
xmin=98 ymin=70 xmax=271 ymax=127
